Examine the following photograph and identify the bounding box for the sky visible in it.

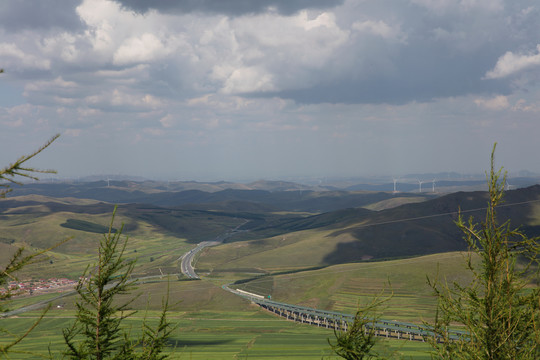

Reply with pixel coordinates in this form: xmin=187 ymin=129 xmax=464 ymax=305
xmin=1 ymin=0 xmax=539 ymax=181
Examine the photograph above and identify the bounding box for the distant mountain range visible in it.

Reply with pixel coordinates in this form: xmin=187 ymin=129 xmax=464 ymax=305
xmin=3 ymin=181 xmax=540 ymax=266
xmin=235 ymin=185 xmax=540 ymax=264
xmin=14 ymin=174 xmax=540 ymax=195
xmin=7 ymin=181 xmax=431 ymax=213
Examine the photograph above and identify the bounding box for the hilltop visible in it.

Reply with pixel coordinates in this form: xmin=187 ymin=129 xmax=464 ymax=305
xmin=7 ymin=180 xmax=433 ymax=213
xmin=3 ymin=182 xmax=539 ymax=277
xmin=197 ymin=185 xmax=540 ymax=272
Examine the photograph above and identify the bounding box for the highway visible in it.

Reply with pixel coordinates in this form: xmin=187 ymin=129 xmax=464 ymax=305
xmin=179 ymin=222 xmax=248 ymax=279
xmin=179 ymin=240 xmax=218 ymax=279
xmin=1 ymin=222 xmax=247 ymax=317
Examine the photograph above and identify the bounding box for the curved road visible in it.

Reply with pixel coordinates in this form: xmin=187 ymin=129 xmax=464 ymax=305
xmin=180 ymin=222 xmax=248 ymax=279
xmin=2 ymin=222 xmax=247 ymax=317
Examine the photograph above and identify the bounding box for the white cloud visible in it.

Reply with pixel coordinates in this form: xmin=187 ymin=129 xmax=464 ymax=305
xmin=143 ymin=127 xmax=165 ymax=136
xmin=113 ymin=33 xmax=173 ymax=65
xmin=221 ymin=66 xmax=276 ymax=94
xmin=0 ymin=43 xmax=50 ymax=70
xmin=84 ymin=89 xmax=164 ymax=110
xmin=3 ymin=117 xmax=24 ymax=128
xmin=202 ymin=10 xmax=350 ymax=94
xmin=485 ymin=44 xmax=540 ymax=79
xmin=512 ymin=99 xmax=540 ymax=112
xmin=2 ymin=0 xmax=540 ymax=179
xmin=25 ymin=77 xmax=77 ymax=92
xmin=159 ymin=114 xmax=174 ymax=128
xmin=76 ymin=0 xmax=173 ymax=64
xmin=41 ymin=32 xmax=80 ymax=62
xmin=65 ymin=129 xmax=82 ymax=137
xmin=298 ymin=11 xmax=338 ymax=31
xmin=213 ymin=9 xmax=349 ymax=92
xmin=76 ymin=0 xmax=118 ymax=60
xmin=352 ymin=20 xmax=407 ymax=43
xmin=77 ymin=107 xmax=102 ymax=117
xmin=474 ymin=95 xmax=510 ymax=110
xmin=53 ymin=96 xmax=76 ymax=105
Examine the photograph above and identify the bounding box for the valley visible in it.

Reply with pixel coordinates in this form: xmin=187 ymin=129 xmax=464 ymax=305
xmin=1 ymin=179 xmax=539 ymax=358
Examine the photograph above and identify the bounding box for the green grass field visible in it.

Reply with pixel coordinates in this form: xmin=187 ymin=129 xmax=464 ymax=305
xmin=0 ymin=200 xmax=245 ymax=279
xmin=197 ymin=228 xmax=355 ymax=273
xmin=1 ymin=259 xmax=455 ymax=360
xmin=3 ymin=190 xmax=530 ymax=359
xmin=1 ymin=308 xmax=433 ymax=359
xmin=228 ymin=251 xmax=479 ymax=322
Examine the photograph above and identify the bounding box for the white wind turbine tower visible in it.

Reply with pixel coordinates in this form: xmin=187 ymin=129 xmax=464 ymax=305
xmin=107 ymin=178 xmax=111 ymax=188
xmin=392 ymin=177 xmax=399 ymax=194
xmin=505 ymin=180 xmax=513 ymax=191
xmin=418 ymin=179 xmax=424 ymax=193
xmin=432 ymin=179 xmax=436 ymax=193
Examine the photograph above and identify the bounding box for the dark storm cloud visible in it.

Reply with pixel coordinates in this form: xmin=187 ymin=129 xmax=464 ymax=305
xmin=0 ymin=0 xmax=84 ymax=32
xmin=266 ymin=73 xmax=510 ymax=105
xmin=240 ymin=0 xmax=540 ymax=105
xmin=115 ymin=0 xmax=344 ymax=16
xmin=261 ymin=43 xmax=512 ymax=105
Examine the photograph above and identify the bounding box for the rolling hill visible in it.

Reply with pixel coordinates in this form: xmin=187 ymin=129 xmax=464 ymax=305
xmin=197 ymin=185 xmax=540 ymax=272
xmin=8 ymin=182 xmax=433 ymax=213
xmin=2 ymin=182 xmax=539 ymax=281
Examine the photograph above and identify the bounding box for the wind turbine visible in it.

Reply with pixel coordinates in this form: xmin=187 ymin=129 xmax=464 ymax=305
xmin=418 ymin=180 xmax=424 ymax=193
xmin=432 ymin=179 xmax=436 ymax=193
xmin=392 ymin=177 xmax=399 ymax=194
xmin=505 ymin=180 xmax=513 ymax=191
xmin=107 ymin=178 xmax=110 ymax=188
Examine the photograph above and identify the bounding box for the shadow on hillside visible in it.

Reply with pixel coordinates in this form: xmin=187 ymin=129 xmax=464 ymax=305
xmin=322 ymin=220 xmax=466 ymax=265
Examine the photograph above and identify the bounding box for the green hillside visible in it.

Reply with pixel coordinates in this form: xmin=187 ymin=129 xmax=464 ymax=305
xmin=0 ymin=197 xmax=245 ymax=279
xmin=197 ymin=185 xmax=540 ymax=273
xmin=230 ymin=252 xmax=481 ymax=321
xmin=3 ymin=184 xmax=538 ymax=359
xmin=3 ymin=185 xmax=539 ymax=281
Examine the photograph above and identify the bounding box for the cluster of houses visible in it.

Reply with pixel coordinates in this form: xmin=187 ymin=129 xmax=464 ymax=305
xmin=1 ymin=278 xmax=77 ymax=296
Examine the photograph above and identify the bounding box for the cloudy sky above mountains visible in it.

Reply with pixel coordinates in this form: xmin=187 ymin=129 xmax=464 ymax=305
xmin=1 ymin=0 xmax=539 ymax=181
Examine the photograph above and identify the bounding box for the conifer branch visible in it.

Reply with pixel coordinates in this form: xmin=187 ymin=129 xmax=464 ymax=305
xmin=0 ymin=134 xmax=60 ymax=197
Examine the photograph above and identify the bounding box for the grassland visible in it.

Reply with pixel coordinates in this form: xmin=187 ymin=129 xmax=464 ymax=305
xmin=1 ymin=305 xmax=433 ymax=359
xmin=2 ymin=185 xmax=539 ymax=359
xmin=0 ymin=197 xmax=245 ymax=279
xmin=0 ymin=309 xmax=334 ymax=359
xmin=1 ymin=251 xmax=474 ymax=359
xmin=198 ymin=228 xmax=349 ymax=273
xmin=225 ymin=251 xmax=479 ymax=322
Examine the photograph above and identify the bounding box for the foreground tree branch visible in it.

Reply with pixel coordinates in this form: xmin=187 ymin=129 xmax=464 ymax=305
xmin=0 ymin=133 xmax=60 ymax=198
xmin=428 ymin=143 xmax=540 ymax=359
xmin=1 ymin=134 xmax=66 ymax=357
xmin=62 ymin=206 xmax=174 ymax=359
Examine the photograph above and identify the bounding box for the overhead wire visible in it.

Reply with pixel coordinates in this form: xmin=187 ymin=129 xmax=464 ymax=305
xmin=229 ymin=197 xmax=540 ymax=286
